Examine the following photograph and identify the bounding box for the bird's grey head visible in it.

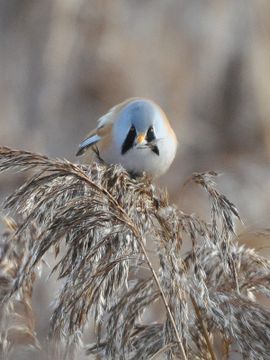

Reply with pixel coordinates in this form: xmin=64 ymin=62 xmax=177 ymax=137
xmin=121 ymin=100 xmax=155 ymax=132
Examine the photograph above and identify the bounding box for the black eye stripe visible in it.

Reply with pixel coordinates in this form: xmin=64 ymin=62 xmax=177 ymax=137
xmin=121 ymin=125 xmax=159 ymax=156
xmin=151 ymin=145 xmax=159 ymax=156
xmin=121 ymin=125 xmax=136 ymax=154
xmin=146 ymin=126 xmax=156 ymax=143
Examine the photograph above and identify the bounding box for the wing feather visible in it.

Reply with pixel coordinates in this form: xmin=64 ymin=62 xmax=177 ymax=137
xmin=76 ymin=134 xmax=101 ymax=156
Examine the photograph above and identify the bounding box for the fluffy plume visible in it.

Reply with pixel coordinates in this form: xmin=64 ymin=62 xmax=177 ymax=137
xmin=0 ymin=146 xmax=269 ymax=359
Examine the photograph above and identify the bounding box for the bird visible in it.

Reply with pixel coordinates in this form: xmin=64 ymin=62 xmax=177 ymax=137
xmin=76 ymin=97 xmax=177 ymax=177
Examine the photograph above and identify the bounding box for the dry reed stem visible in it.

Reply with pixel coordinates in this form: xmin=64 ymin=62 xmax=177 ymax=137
xmin=190 ymin=294 xmax=216 ymax=360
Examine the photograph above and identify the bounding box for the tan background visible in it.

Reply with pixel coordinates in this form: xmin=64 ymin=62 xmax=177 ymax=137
xmin=0 ymin=1 xmax=270 ymax=358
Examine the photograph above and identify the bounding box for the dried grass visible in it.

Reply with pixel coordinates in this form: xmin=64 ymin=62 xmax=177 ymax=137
xmin=0 ymin=146 xmax=270 ymax=359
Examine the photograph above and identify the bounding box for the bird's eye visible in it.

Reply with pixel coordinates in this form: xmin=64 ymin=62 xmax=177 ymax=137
xmin=146 ymin=126 xmax=155 ymax=142
xmin=130 ymin=125 xmax=135 ymax=132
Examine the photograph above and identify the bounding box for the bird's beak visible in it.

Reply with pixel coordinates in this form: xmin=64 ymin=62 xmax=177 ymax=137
xmin=136 ymin=133 xmax=146 ymax=145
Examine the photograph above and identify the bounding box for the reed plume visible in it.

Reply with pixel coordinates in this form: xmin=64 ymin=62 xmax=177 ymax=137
xmin=0 ymin=146 xmax=270 ymax=359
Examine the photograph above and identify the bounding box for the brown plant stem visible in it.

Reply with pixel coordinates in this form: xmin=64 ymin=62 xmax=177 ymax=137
xmin=222 ymin=339 xmax=230 ymax=360
xmin=190 ymin=294 xmax=216 ymax=360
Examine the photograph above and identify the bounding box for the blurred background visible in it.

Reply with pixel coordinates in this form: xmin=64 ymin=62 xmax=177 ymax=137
xmin=1 ymin=1 xmax=270 ymax=358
